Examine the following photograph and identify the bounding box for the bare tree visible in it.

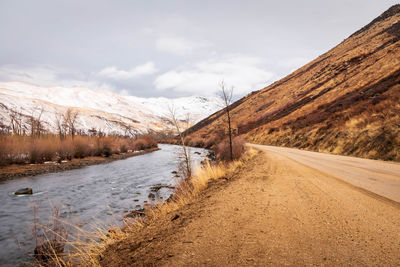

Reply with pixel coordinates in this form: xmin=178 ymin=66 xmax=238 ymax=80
xmin=88 ymin=127 xmax=97 ymax=137
xmin=28 ymin=107 xmax=45 ymax=138
xmin=55 ymin=113 xmax=66 ymax=140
xmin=168 ymin=105 xmax=192 ymax=179
xmin=9 ymin=108 xmax=24 ymax=135
xmin=0 ymin=120 xmax=10 ymax=134
xmin=122 ymin=123 xmax=136 ymax=138
xmin=63 ymin=108 xmax=79 ymax=139
xmin=219 ymin=81 xmax=234 ymax=161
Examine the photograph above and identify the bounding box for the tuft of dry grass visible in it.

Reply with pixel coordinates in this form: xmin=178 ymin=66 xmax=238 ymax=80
xmin=215 ymin=137 xmax=246 ymax=161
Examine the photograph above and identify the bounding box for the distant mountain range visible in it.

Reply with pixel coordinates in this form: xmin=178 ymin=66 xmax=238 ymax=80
xmin=0 ymin=82 xmax=223 ymax=136
xmin=186 ymin=5 xmax=400 ymax=161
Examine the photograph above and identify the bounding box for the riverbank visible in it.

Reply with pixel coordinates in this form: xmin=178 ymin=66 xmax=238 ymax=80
xmin=97 ymin=148 xmax=400 ymax=266
xmin=0 ymin=145 xmax=209 ymax=266
xmin=42 ymin=149 xmax=254 ymax=266
xmin=0 ymin=147 xmax=160 ymax=181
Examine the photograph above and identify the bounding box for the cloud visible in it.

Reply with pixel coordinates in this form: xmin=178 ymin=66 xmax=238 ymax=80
xmin=154 ymin=55 xmax=275 ymax=95
xmin=141 ymin=27 xmax=155 ymax=35
xmin=96 ymin=62 xmax=158 ymax=80
xmin=0 ymin=65 xmax=59 ymax=84
xmin=0 ymin=64 xmax=117 ymax=92
xmin=277 ymin=57 xmax=311 ymax=71
xmin=155 ymin=37 xmax=208 ymax=56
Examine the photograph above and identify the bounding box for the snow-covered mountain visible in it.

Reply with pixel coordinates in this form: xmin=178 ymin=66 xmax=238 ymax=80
xmin=0 ymin=82 xmax=223 ymax=136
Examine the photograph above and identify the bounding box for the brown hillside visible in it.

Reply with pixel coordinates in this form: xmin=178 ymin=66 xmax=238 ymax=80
xmin=187 ymin=5 xmax=400 ymax=161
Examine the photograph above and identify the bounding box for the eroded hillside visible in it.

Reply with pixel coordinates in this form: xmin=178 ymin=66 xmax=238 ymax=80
xmin=187 ymin=5 xmax=400 ymax=161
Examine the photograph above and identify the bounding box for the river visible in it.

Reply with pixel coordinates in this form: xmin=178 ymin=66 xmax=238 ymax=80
xmin=0 ymin=144 xmax=208 ymax=266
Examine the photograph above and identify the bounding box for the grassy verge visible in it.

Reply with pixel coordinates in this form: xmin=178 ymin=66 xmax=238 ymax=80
xmin=33 ymin=148 xmax=258 ymax=266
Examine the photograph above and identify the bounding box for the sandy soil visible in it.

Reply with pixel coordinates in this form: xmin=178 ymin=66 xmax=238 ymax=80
xmin=250 ymin=144 xmax=400 ymax=203
xmin=101 ymin=148 xmax=400 ymax=266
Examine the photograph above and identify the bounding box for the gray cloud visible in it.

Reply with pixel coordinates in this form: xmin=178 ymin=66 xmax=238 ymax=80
xmin=96 ymin=62 xmax=158 ymax=80
xmin=0 ymin=0 xmax=397 ymax=97
xmin=154 ymin=55 xmax=275 ymax=95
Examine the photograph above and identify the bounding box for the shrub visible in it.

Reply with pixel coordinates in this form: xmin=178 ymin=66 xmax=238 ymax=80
xmin=216 ymin=137 xmax=246 ymax=161
xmin=91 ymin=138 xmax=103 ymax=156
xmin=101 ymin=138 xmax=112 ymax=157
xmin=0 ymin=136 xmax=27 ymax=165
xmin=58 ymin=139 xmax=74 ymax=160
xmin=189 ymin=137 xmax=204 ymax=147
xmin=73 ymin=137 xmax=90 ymax=158
xmin=0 ymin=134 xmax=158 ymax=165
xmin=29 ymin=139 xmax=57 ymax=164
xmin=144 ymin=135 xmax=157 ymax=148
xmin=134 ymin=139 xmax=146 ymax=151
xmin=184 ymin=137 xmax=191 ymax=147
xmin=204 ymin=135 xmax=219 ymax=149
xmin=120 ymin=143 xmax=128 ymax=153
xmin=29 ymin=143 xmax=42 ymax=164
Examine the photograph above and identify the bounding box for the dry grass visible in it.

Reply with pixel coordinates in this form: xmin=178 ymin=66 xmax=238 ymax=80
xmin=0 ymin=134 xmax=158 ymax=166
xmin=145 ymin=147 xmax=256 ymax=222
xmin=34 ymin=148 xmax=258 ymax=266
xmin=215 ymin=137 xmax=246 ymax=161
xmin=183 ymin=9 xmax=400 ymax=162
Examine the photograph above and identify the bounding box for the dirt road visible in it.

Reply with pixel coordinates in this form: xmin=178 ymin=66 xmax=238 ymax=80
xmin=102 ymin=147 xmax=400 ymax=266
xmin=249 ymin=144 xmax=400 ymax=203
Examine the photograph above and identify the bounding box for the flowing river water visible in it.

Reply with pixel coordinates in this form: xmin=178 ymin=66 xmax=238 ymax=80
xmin=0 ymin=144 xmax=208 ymax=266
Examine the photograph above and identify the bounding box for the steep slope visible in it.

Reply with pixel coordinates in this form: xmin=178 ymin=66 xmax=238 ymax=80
xmin=187 ymin=5 xmax=400 ymax=161
xmin=0 ymin=82 xmax=222 ymax=136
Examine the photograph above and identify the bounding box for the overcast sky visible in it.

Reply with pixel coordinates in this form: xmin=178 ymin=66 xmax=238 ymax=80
xmin=0 ymin=0 xmax=397 ymax=98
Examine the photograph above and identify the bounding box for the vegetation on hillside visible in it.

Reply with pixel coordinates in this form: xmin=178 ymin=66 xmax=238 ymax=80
xmin=184 ymin=5 xmax=400 ymax=161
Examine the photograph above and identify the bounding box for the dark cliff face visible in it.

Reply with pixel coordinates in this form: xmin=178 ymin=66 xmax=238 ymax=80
xmin=186 ymin=5 xmax=400 ymax=161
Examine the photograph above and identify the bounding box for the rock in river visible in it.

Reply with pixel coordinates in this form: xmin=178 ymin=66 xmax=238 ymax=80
xmin=14 ymin=188 xmax=33 ymax=195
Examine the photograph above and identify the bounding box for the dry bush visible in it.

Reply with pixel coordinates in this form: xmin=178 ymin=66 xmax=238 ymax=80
xmin=90 ymin=138 xmax=103 ymax=156
xmin=133 ymin=139 xmax=146 ymax=151
xmin=183 ymin=136 xmax=191 ymax=147
xmin=30 ymin=138 xmax=58 ymax=164
xmin=73 ymin=136 xmax=91 ymax=158
xmin=32 ymin=203 xmax=68 ymax=266
xmin=188 ymin=137 xmax=204 ymax=147
xmin=144 ymin=135 xmax=158 ymax=148
xmin=100 ymin=137 xmax=113 ymax=157
xmin=0 ymin=137 xmax=8 ymax=165
xmin=0 ymin=135 xmax=28 ymax=165
xmin=216 ymin=137 xmax=246 ymax=161
xmin=58 ymin=139 xmax=74 ymax=160
xmin=0 ymin=134 xmax=158 ymax=166
xmin=117 ymin=138 xmax=135 ymax=153
xmin=204 ymin=135 xmax=220 ymax=149
xmin=132 ymin=135 xmax=157 ymax=151
xmin=119 ymin=143 xmax=128 ymax=153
